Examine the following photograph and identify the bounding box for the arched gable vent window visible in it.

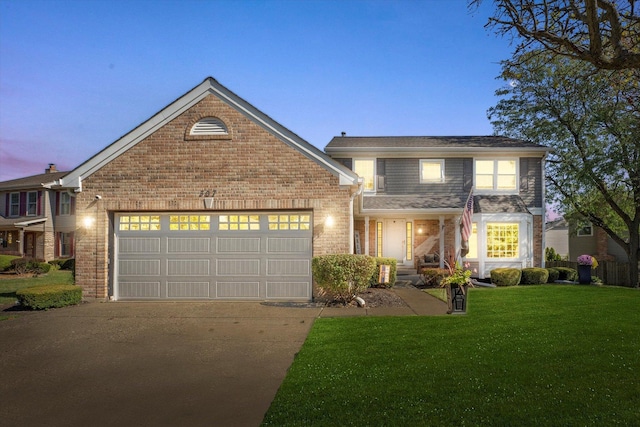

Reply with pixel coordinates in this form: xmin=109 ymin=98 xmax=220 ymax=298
xmin=190 ymin=117 xmax=228 ymax=136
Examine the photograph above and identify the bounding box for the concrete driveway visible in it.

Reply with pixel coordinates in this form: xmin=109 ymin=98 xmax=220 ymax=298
xmin=0 ymin=302 xmax=322 ymax=427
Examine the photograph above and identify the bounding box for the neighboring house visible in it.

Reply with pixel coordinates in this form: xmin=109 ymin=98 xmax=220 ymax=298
xmin=545 ymin=217 xmax=569 ymax=259
xmin=325 ymin=136 xmax=550 ymax=279
xmin=0 ymin=164 xmax=75 ymax=261
xmin=1 ymin=77 xmax=552 ymax=299
xmin=567 ymin=219 xmax=628 ymax=263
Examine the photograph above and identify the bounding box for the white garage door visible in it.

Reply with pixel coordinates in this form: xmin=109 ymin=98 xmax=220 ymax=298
xmin=114 ymin=212 xmax=312 ymax=301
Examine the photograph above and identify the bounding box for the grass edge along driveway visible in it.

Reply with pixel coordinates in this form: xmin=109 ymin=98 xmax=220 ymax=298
xmin=263 ymin=286 xmax=639 ymax=426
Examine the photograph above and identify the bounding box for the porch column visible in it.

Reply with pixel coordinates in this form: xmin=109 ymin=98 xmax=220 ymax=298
xmin=364 ymin=216 xmax=370 ymax=256
xmin=18 ymin=229 xmax=24 ymax=257
xmin=439 ymin=215 xmax=445 ymax=267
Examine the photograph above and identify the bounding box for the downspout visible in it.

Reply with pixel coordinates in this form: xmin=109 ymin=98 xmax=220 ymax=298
xmin=349 ymin=179 xmax=364 ymax=254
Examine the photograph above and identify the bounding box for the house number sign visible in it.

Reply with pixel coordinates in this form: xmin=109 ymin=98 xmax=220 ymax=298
xmin=198 ymin=189 xmax=217 ymax=197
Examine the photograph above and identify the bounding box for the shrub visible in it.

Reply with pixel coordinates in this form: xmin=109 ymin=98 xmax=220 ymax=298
xmin=312 ymin=254 xmax=377 ymax=303
xmin=60 ymin=258 xmax=75 ymax=270
xmin=556 ymin=267 xmax=578 ymax=281
xmin=546 ymin=267 xmax=560 ymax=283
xmin=490 ymin=268 xmax=522 ymax=286
xmin=419 ymin=268 xmax=449 ymax=288
xmin=369 ymin=257 xmax=397 ymax=288
xmin=545 ymin=247 xmax=563 ymax=261
xmin=0 ymin=255 xmax=19 ymax=272
xmin=9 ymin=258 xmax=50 ymax=275
xmin=16 ymin=284 xmax=82 ymax=310
xmin=521 ymin=268 xmax=549 ymax=285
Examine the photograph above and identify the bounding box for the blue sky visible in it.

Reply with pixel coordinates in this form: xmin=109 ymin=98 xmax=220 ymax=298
xmin=0 ymin=0 xmax=513 ymax=181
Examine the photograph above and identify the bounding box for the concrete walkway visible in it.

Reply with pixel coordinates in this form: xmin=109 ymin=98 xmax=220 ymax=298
xmin=0 ymin=279 xmax=447 ymax=426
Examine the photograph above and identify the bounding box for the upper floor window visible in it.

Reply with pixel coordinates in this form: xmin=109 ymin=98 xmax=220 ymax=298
xmin=60 ymin=192 xmax=71 ymax=216
xmin=190 ymin=117 xmax=228 ymax=136
xmin=475 ymin=159 xmax=517 ymax=191
xmin=354 ymin=159 xmax=375 ymax=192
xmin=420 ymin=159 xmax=445 ymax=183
xmin=27 ymin=192 xmax=37 ymax=216
xmin=9 ymin=193 xmax=19 ymax=217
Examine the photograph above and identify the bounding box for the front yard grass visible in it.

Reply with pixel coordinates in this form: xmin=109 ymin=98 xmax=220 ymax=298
xmin=0 ymin=270 xmax=74 ymax=305
xmin=263 ymin=285 xmax=640 ymax=426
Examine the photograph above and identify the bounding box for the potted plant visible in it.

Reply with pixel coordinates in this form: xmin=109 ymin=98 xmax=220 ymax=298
xmin=440 ymin=260 xmax=474 ymax=314
xmin=577 ymin=254 xmax=598 ymax=284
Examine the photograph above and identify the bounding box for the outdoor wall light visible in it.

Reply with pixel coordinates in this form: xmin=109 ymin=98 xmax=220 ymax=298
xmin=83 ymin=216 xmax=95 ymax=229
xmin=418 ymin=227 xmax=423 ymax=235
xmin=324 ymin=215 xmax=335 ymax=228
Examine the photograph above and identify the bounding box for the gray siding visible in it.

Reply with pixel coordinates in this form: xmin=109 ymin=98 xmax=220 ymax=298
xmin=520 ymin=158 xmax=543 ymax=207
xmin=383 ymin=158 xmax=467 ymax=200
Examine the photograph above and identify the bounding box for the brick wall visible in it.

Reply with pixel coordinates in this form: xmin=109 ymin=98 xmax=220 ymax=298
xmin=74 ymin=94 xmax=353 ymax=299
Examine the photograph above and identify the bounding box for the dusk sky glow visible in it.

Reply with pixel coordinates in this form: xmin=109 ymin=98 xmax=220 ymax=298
xmin=0 ymin=0 xmax=514 ymax=181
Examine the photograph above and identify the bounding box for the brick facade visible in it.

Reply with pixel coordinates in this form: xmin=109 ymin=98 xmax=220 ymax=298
xmin=74 ymin=94 xmax=354 ymax=299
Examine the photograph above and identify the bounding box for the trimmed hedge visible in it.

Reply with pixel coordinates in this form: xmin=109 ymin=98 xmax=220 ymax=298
xmin=369 ymin=257 xmax=397 ymax=288
xmin=546 ymin=267 xmax=560 ymax=283
xmin=16 ymin=284 xmax=82 ymax=310
xmin=556 ymin=267 xmax=578 ymax=282
xmin=312 ymin=254 xmax=377 ymax=303
xmin=490 ymin=268 xmax=522 ymax=287
xmin=521 ymin=268 xmax=550 ymax=285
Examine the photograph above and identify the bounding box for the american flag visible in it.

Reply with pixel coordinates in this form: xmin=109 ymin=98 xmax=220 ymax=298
xmin=461 ymin=190 xmax=473 ymax=242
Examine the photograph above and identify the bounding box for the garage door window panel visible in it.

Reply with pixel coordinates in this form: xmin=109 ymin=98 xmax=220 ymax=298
xmin=219 ymin=215 xmax=260 ymax=231
xmin=120 ymin=215 xmax=161 ymax=231
xmin=268 ymin=214 xmax=310 ymax=230
xmin=169 ymin=215 xmax=210 ymax=231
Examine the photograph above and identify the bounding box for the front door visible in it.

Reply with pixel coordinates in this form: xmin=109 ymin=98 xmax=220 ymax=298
xmin=384 ymin=219 xmax=405 ymax=262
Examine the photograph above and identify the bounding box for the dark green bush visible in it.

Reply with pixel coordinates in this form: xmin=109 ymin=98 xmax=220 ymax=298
xmin=10 ymin=258 xmax=50 ymax=275
xmin=521 ymin=268 xmax=549 ymax=285
xmin=419 ymin=268 xmax=449 ymax=287
xmin=556 ymin=267 xmax=578 ymax=281
xmin=546 ymin=267 xmax=560 ymax=283
xmin=369 ymin=257 xmax=397 ymax=288
xmin=60 ymin=258 xmax=75 ymax=271
xmin=312 ymin=254 xmax=377 ymax=303
xmin=16 ymin=284 xmax=82 ymax=310
xmin=10 ymin=258 xmax=28 ymax=274
xmin=490 ymin=268 xmax=522 ymax=287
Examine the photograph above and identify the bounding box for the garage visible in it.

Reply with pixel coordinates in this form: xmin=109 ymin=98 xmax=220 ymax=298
xmin=114 ymin=211 xmax=313 ymax=301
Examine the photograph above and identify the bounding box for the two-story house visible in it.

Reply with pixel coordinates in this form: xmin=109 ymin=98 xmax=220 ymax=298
xmin=0 ymin=78 xmax=550 ymax=300
xmin=325 ymin=136 xmax=550 ymax=279
xmin=0 ymin=164 xmax=75 ymax=261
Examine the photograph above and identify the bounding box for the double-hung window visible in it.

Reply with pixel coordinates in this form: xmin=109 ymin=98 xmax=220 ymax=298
xmin=475 ymin=159 xmax=517 ymax=191
xmin=9 ymin=193 xmax=19 ymax=217
xmin=354 ymin=159 xmax=375 ymax=192
xmin=27 ymin=192 xmax=37 ymax=216
xmin=420 ymin=159 xmax=445 ymax=183
xmin=60 ymin=192 xmax=71 ymax=215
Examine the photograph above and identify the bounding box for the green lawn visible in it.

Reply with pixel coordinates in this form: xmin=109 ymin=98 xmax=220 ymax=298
xmin=263 ymin=286 xmax=640 ymax=426
xmin=0 ymin=269 xmax=75 ymax=305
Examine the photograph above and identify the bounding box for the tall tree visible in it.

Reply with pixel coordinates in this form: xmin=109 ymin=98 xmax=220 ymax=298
xmin=489 ymin=50 xmax=640 ymax=287
xmin=473 ymin=0 xmax=640 ymax=70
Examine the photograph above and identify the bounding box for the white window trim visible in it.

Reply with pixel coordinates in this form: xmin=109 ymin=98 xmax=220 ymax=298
xmin=474 ymin=158 xmax=519 ymax=194
xmin=353 ymin=158 xmax=376 ymax=193
xmin=9 ymin=192 xmax=19 ymax=217
xmin=60 ymin=192 xmax=71 ymax=216
xmin=468 ymin=213 xmax=533 ymax=279
xmin=420 ymin=159 xmax=445 ymax=183
xmin=26 ymin=191 xmax=37 ymax=216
